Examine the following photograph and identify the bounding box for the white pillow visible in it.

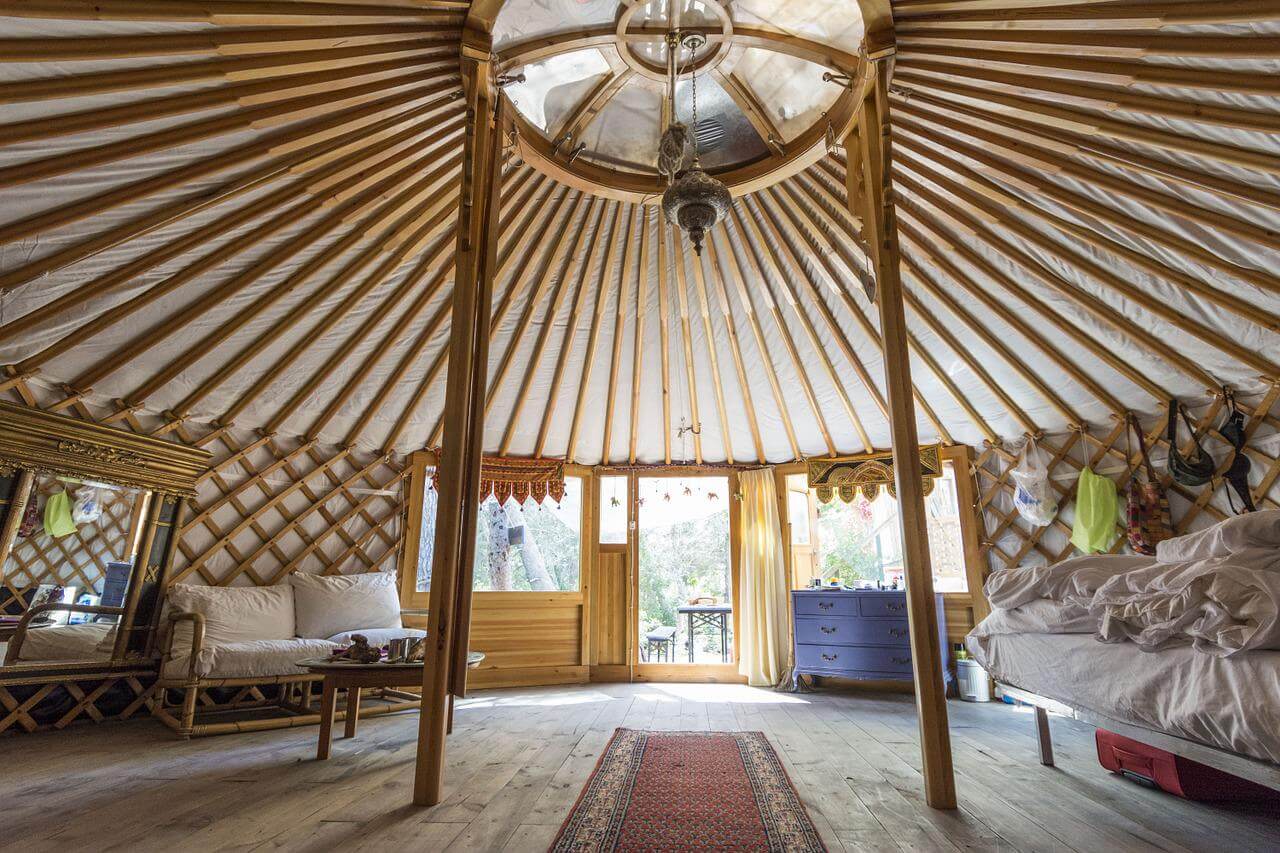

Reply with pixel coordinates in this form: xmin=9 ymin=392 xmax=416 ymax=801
xmin=167 ymin=583 xmax=296 ymax=654
xmin=1156 ymin=510 xmax=1280 ymax=563
xmin=290 ymin=571 xmax=402 ymax=640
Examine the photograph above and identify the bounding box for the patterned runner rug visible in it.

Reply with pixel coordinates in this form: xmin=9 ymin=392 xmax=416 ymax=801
xmin=551 ymin=728 xmax=826 ymax=851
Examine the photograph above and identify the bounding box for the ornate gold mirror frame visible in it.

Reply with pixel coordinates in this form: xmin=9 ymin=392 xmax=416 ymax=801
xmin=0 ymin=402 xmax=209 ymax=674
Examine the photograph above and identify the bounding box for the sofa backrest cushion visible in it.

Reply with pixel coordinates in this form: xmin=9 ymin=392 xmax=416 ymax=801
xmin=290 ymin=571 xmax=402 ymax=639
xmin=167 ymin=583 xmax=296 ymax=652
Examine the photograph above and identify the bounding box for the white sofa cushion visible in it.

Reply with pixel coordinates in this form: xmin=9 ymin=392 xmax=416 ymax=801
xmin=163 ymin=638 xmax=340 ymax=680
xmin=290 ymin=571 xmax=402 ymax=640
xmin=167 ymin=583 xmax=296 ymax=657
xmin=326 ymin=627 xmax=425 ymax=646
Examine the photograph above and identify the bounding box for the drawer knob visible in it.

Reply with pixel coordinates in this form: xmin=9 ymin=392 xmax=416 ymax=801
xmin=821 ymin=653 xmax=838 ymax=662
xmin=820 ymin=626 xmax=837 ymax=634
xmin=892 ymin=656 xmax=910 ymax=665
xmin=888 ymin=627 xmax=907 ymax=638
xmin=818 ymin=602 xmax=834 ymax=610
xmin=886 ymin=603 xmax=905 ymax=612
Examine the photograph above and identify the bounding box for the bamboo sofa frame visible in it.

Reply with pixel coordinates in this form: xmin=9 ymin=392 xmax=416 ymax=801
xmin=1000 ymin=683 xmax=1280 ymax=794
xmin=153 ymin=610 xmax=422 ymax=738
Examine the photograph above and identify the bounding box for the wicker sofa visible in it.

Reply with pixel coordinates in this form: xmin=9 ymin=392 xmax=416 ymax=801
xmin=154 ymin=572 xmax=425 ymax=737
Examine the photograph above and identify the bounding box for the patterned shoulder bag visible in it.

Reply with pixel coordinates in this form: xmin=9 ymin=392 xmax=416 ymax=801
xmin=1125 ymin=413 xmax=1171 ymax=555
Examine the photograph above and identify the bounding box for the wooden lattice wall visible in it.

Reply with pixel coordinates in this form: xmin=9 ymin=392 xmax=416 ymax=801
xmin=974 ymin=384 xmax=1280 ymax=576
xmin=170 ymin=426 xmax=405 ymax=589
xmin=1 ymin=380 xmax=407 ymax=602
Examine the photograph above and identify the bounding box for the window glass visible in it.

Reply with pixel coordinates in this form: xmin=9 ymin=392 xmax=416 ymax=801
xmin=472 ymin=476 xmax=582 ymax=591
xmin=416 ymin=471 xmax=438 ymax=593
xmin=785 ymin=473 xmax=810 ymax=545
xmin=599 ymin=475 xmax=628 ymax=544
xmin=810 ymin=461 xmax=968 ymax=592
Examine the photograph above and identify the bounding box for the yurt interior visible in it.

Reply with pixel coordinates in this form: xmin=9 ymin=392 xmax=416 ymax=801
xmin=1 ymin=0 xmax=1279 ymax=849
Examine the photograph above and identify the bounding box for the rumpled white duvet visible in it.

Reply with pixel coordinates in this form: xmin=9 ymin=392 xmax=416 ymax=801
xmin=977 ymin=511 xmax=1280 ymax=658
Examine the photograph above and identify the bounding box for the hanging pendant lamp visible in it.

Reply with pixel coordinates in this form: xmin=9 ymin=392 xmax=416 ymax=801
xmin=658 ymin=32 xmax=730 ymax=255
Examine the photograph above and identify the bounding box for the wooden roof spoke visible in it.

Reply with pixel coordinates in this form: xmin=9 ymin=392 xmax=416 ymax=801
xmin=0 ymin=1 xmax=1274 ymax=475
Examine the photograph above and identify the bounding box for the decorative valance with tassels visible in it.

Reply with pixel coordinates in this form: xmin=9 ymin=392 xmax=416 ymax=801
xmin=433 ymin=455 xmax=565 ymax=505
xmin=807 ymin=445 xmax=943 ymax=504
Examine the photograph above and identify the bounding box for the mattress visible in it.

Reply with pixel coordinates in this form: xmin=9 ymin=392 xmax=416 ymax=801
xmin=967 ymin=630 xmax=1280 ymax=765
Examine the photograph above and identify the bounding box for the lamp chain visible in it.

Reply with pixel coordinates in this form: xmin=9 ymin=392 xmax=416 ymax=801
xmin=689 ymin=42 xmax=699 ymax=161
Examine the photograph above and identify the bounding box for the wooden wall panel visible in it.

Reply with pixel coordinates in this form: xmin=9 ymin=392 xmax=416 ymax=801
xmin=941 ymin=594 xmax=974 ymax=647
xmin=466 ymin=592 xmax=587 ymax=688
xmin=591 ymin=549 xmax=628 ymax=668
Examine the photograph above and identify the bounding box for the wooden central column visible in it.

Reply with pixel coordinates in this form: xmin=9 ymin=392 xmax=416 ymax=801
xmin=848 ymin=58 xmax=957 ymax=811
xmin=413 ymin=32 xmax=502 ymax=807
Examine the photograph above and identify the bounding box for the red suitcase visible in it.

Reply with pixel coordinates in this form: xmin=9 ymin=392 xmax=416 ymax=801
xmin=1096 ymin=729 xmax=1278 ymax=802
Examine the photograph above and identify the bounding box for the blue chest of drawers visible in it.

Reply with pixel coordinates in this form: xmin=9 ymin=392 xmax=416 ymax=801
xmin=791 ymin=589 xmax=951 ymax=691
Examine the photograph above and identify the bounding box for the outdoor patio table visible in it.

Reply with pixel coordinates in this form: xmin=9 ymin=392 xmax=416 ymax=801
xmin=676 ymin=604 xmax=731 ymax=663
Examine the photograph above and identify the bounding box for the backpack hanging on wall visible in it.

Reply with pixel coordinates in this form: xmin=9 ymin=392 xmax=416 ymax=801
xmin=1166 ymin=400 xmax=1214 ymax=487
xmin=1125 ymin=414 xmax=1171 ymax=556
xmin=1219 ymin=387 xmax=1256 ymax=514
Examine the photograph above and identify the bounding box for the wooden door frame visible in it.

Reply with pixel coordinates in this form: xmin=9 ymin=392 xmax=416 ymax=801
xmin=620 ymin=465 xmax=744 ymax=683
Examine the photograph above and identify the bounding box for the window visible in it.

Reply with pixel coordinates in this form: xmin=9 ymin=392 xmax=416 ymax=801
xmin=800 ymin=461 xmax=968 ymax=593
xmin=599 ymin=475 xmax=628 ymax=544
xmin=637 ymin=476 xmax=733 ymax=664
xmin=785 ymin=473 xmax=810 ymax=545
xmin=472 ymin=476 xmax=582 ymax=591
xmin=416 ymin=470 xmax=438 ymax=593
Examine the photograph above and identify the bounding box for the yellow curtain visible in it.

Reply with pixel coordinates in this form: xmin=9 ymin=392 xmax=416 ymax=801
xmin=737 ymin=468 xmax=788 ymax=687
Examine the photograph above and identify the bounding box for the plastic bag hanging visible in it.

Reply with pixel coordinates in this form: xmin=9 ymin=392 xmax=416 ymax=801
xmin=1010 ymin=436 xmax=1057 ymax=526
xmin=71 ymin=485 xmax=104 ymax=525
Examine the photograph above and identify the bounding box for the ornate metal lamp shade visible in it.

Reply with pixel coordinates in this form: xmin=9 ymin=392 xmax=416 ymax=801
xmin=661 ymin=163 xmax=732 ymax=255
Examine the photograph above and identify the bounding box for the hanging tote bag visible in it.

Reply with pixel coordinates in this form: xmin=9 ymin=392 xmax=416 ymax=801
xmin=1218 ymin=388 xmax=1255 ymax=514
xmin=1070 ymin=465 xmax=1119 ymax=554
xmin=1125 ymin=414 xmax=1171 ymax=556
xmin=43 ymin=489 xmax=78 ymax=538
xmin=1010 ymin=436 xmax=1057 ymax=526
xmin=1166 ymin=400 xmax=1214 ymax=488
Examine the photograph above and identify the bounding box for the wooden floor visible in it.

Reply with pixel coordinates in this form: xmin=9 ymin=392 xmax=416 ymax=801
xmin=3 ymin=683 xmax=1277 ymax=852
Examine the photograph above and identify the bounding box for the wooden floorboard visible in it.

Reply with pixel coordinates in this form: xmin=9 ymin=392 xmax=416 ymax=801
xmin=1 ymin=683 xmax=1277 ymax=852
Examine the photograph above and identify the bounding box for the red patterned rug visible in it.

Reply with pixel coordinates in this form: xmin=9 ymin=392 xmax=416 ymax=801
xmin=551 ymin=729 xmax=826 ymax=852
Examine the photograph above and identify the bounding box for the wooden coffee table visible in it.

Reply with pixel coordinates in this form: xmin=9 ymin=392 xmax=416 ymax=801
xmin=300 ymin=651 xmax=484 ymax=760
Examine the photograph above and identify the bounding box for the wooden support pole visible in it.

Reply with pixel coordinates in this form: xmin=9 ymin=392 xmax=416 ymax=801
xmin=849 ymin=58 xmax=957 ymax=811
xmin=413 ymin=37 xmax=501 ymax=807
xmin=0 ymin=470 xmax=35 ymax=572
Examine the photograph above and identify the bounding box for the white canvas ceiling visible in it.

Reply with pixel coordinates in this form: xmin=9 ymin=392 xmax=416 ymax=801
xmin=0 ymin=2 xmax=1276 ymax=465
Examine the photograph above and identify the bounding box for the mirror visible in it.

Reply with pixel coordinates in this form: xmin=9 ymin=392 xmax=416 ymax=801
xmin=0 ymin=401 xmax=208 ymax=674
xmin=0 ymin=471 xmax=150 ymax=668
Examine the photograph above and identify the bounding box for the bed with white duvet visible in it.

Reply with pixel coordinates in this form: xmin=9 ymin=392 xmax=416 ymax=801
xmin=966 ymin=511 xmax=1280 ymax=766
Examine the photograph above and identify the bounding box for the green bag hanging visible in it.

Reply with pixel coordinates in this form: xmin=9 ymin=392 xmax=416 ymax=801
xmin=43 ymin=490 xmax=78 ymax=538
xmin=1070 ymin=466 xmax=1117 ymax=554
